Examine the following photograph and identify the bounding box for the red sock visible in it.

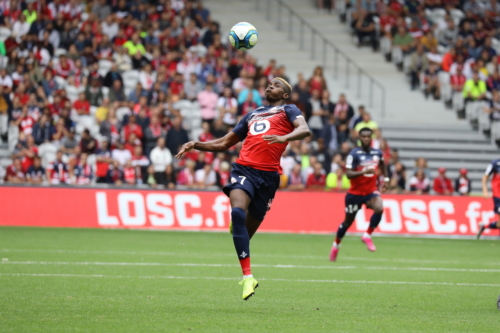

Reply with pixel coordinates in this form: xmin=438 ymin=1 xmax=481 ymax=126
xmin=335 ymin=237 xmax=342 ymax=244
xmin=366 ymin=227 xmax=375 ymax=235
xmin=239 ymin=257 xmax=252 ymax=276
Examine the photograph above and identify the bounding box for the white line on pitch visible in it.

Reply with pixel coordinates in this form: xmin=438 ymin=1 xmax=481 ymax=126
xmin=2 ymin=261 xmax=500 ymax=272
xmin=0 ymin=272 xmax=499 ymax=287
xmin=2 ymin=248 xmax=496 ymax=266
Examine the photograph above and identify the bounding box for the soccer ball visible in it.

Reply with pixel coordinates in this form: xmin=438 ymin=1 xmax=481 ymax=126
xmin=229 ymin=22 xmax=258 ymax=50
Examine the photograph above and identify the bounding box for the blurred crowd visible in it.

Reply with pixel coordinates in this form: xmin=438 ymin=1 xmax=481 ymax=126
xmin=0 ymin=0 xmax=473 ymax=195
xmin=344 ymin=0 xmax=500 ymax=128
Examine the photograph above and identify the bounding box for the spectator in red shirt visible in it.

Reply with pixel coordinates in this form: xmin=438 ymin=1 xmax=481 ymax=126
xmin=55 ymin=54 xmax=75 ymax=79
xmin=17 ymin=135 xmax=38 ymax=173
xmin=14 ymin=83 xmax=30 ymax=106
xmin=306 ymin=163 xmax=326 ymax=190
xmin=450 ymin=65 xmax=466 ymax=92
xmin=122 ymin=114 xmax=143 ymax=141
xmin=123 ymin=160 xmax=137 ymax=185
xmin=131 ymin=146 xmax=149 ymax=184
xmin=95 ymin=139 xmax=113 ymax=183
xmin=16 ymin=106 xmax=36 ymax=136
xmin=169 ymin=72 xmax=185 ymax=97
xmin=73 ymin=92 xmax=91 ymax=115
xmin=433 ymin=167 xmax=453 ymax=195
xmin=124 ymin=132 xmax=141 ymax=154
xmin=4 ymin=157 xmax=25 ymax=183
xmin=199 ymin=121 xmax=213 ymax=142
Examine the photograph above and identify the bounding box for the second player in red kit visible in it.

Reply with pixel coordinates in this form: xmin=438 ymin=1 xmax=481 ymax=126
xmin=329 ymin=127 xmax=388 ymax=262
xmin=176 ymin=78 xmax=311 ymax=300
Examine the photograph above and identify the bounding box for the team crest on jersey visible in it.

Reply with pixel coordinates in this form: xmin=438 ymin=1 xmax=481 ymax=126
xmin=231 ymin=177 xmax=237 ymax=184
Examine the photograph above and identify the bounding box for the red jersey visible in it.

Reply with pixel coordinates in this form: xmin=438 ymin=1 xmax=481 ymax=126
xmin=21 ymin=146 xmax=38 ymax=173
xmin=123 ymin=167 xmax=136 ymax=184
xmin=433 ymin=176 xmax=453 ymax=195
xmin=73 ymin=100 xmax=90 ymax=114
xmin=19 ymin=116 xmax=35 ymax=135
xmin=346 ymin=147 xmax=383 ymax=196
xmin=232 ymin=104 xmax=302 ymax=173
xmin=485 ymin=159 xmax=500 ymax=197
xmin=306 ymin=173 xmax=326 ymax=189
xmin=450 ymin=74 xmax=466 ymax=89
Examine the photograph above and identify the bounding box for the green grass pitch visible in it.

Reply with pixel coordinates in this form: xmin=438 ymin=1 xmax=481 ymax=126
xmin=0 ymin=227 xmax=498 ymax=332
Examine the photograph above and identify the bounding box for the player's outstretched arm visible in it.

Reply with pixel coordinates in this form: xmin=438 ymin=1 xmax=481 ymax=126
xmin=263 ymin=117 xmax=311 ymax=144
xmin=175 ymin=132 xmax=241 ymax=159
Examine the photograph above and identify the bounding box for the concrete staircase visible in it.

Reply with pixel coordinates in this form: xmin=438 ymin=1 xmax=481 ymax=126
xmin=380 ymin=121 xmax=496 ymax=192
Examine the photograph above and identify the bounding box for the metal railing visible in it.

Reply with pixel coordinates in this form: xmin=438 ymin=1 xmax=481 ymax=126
xmin=252 ymin=0 xmax=386 ymax=117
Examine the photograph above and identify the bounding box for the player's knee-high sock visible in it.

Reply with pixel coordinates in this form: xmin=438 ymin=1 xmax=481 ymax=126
xmin=231 ymin=208 xmax=251 ymax=276
xmin=365 ymin=212 xmax=383 ymax=237
xmin=487 ymin=222 xmax=498 ymax=229
xmin=334 ymin=222 xmax=349 ymax=246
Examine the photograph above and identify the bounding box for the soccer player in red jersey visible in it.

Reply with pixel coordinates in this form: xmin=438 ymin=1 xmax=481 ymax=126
xmin=176 ymin=78 xmax=311 ymax=300
xmin=477 ymin=159 xmax=500 ymax=239
xmin=329 ymin=128 xmax=388 ymax=262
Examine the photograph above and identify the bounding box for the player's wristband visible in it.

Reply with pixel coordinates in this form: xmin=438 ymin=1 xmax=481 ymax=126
xmin=384 ymin=177 xmax=390 ymax=182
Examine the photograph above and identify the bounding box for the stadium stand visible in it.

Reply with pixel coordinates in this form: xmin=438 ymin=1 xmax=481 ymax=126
xmin=0 ymin=0 xmax=491 ymax=195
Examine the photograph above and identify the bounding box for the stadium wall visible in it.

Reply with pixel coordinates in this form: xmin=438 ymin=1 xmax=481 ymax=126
xmin=1 ymin=186 xmax=498 ymax=238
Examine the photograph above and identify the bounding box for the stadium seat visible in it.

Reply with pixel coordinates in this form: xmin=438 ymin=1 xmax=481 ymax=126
xmin=7 ymin=125 xmax=19 ymax=153
xmin=438 ymin=72 xmax=452 ymax=102
xmin=54 ymin=76 xmax=67 ymax=89
xmin=478 ymin=107 xmax=490 ymax=133
xmin=0 ymin=27 xmax=11 ymax=42
xmin=466 ymin=101 xmax=485 ymax=122
xmin=391 ymin=47 xmax=403 ymax=65
xmin=98 ymin=59 xmax=113 ymax=77
xmin=38 ymin=142 xmax=58 ymax=168
xmin=491 ymin=121 xmax=500 ymax=144
xmin=380 ymin=37 xmax=392 ymax=56
xmin=190 ymin=128 xmax=203 ymax=142
xmin=55 ymin=48 xmax=67 ymax=57
xmin=174 ymin=99 xmax=193 ymax=111
xmin=452 ymin=92 xmax=464 ymax=111
xmin=449 ymin=9 xmax=465 ymax=21
xmin=76 ymin=115 xmax=96 ymax=135
xmin=65 ymin=85 xmax=79 ymax=102
xmin=491 ymin=38 xmax=500 ymax=55
xmin=122 ymin=70 xmax=140 ymax=83
xmin=116 ymin=107 xmax=131 ymax=122
xmin=102 ymin=86 xmax=110 ymax=98
xmin=190 ymin=117 xmax=202 ymax=129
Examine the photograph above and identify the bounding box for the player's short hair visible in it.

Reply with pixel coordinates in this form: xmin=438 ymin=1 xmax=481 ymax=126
xmin=358 ymin=127 xmax=373 ymax=136
xmin=273 ymin=77 xmax=292 ymax=95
